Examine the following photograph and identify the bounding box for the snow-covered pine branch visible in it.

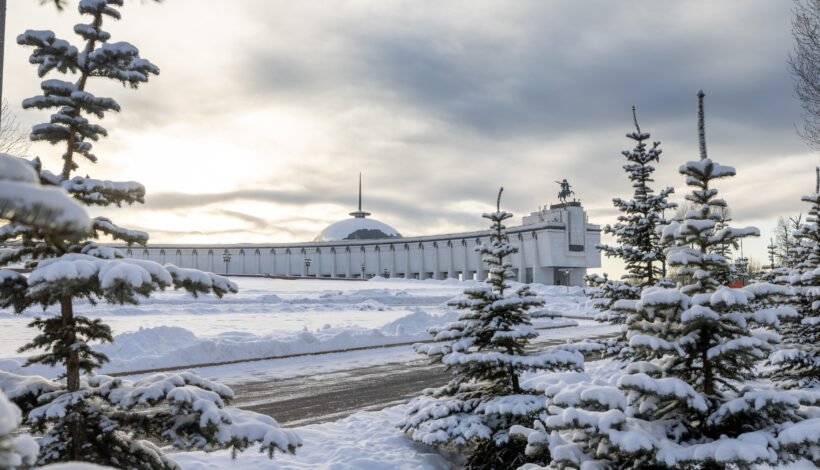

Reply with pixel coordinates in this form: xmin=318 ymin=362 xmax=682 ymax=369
xmin=62 ymin=177 xmax=145 ymax=207
xmin=0 ymin=154 xmax=89 ymax=240
xmin=0 ymin=370 xmax=300 ymax=468
xmin=90 ymin=217 xmax=147 ymax=245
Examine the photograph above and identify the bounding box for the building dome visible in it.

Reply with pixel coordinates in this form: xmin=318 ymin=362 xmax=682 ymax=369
xmin=314 ymin=216 xmax=402 ymax=242
xmin=315 ymin=173 xmax=402 ymax=242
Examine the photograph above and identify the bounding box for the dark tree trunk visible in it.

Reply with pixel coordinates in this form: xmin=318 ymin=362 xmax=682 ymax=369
xmin=701 ymin=337 xmax=714 ymax=397
xmin=0 ymin=0 xmax=7 ymax=129
xmin=60 ymin=295 xmax=80 ymax=392
xmin=60 ymin=295 xmax=86 ymax=460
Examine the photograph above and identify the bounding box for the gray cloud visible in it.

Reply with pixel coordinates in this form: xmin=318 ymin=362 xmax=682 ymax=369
xmin=144 ymin=186 xmax=486 ymax=233
xmin=243 ymin=1 xmax=803 ymax=156
xmin=7 ymin=0 xmax=816 ymax=267
xmin=213 ymin=209 xmax=270 ymax=229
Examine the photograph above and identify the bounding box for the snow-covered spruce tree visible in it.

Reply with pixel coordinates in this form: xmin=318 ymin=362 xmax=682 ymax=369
xmin=0 ymin=155 xmax=112 ymax=470
xmin=399 ymin=188 xmax=584 ymax=469
xmin=588 ymin=107 xmax=675 ymax=325
xmin=515 ymin=91 xmax=820 ymax=469
xmin=753 ymin=239 xmax=781 ymax=283
xmin=768 ymin=167 xmax=820 ymax=389
xmin=0 ymin=1 xmax=300 ymax=467
xmin=586 ymin=107 xmax=675 ymax=360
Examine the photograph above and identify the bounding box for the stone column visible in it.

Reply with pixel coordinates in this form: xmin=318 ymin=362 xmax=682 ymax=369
xmin=404 ymin=245 xmax=411 ymax=278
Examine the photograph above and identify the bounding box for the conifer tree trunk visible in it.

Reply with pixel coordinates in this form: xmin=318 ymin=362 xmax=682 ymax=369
xmin=701 ymin=341 xmax=714 ymax=397
xmin=509 ymin=366 xmax=520 ymax=393
xmin=0 ymin=0 xmax=6 ymax=128
xmin=60 ymin=295 xmax=79 ymax=392
xmin=60 ymin=294 xmax=86 ymax=461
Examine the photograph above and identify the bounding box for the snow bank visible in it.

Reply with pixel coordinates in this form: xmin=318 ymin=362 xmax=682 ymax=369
xmin=1 ymin=308 xmax=574 ymax=377
xmin=2 ymin=278 xmax=590 ymax=373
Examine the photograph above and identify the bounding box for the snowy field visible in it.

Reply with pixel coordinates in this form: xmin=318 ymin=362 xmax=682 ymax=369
xmin=3 ymin=277 xmax=814 ymax=469
xmin=0 ymin=277 xmax=593 ymax=378
xmin=0 ymin=277 xmax=606 ymax=469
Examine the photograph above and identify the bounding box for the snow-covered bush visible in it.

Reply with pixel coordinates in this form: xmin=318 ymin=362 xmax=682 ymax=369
xmin=515 ymin=91 xmax=820 ymax=469
xmin=0 ymin=1 xmax=300 ymax=466
xmin=0 ymin=390 xmax=38 ymax=470
xmin=399 ymin=188 xmax=584 ymax=469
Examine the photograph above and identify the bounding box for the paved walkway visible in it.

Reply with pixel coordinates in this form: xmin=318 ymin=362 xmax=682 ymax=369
xmin=231 ymin=333 xmax=614 ymax=427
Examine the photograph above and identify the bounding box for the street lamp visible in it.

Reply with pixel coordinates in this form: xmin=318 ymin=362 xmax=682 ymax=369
xmin=304 ymin=257 xmax=312 ymax=277
xmin=559 ymin=268 xmax=570 ymax=292
xmin=222 ymin=249 xmax=231 ymax=274
xmin=361 ymin=262 xmax=366 ymax=279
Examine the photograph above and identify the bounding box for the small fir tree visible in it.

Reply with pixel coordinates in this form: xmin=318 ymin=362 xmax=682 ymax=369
xmin=768 ymin=167 xmax=820 ymax=389
xmin=0 ymin=1 xmax=300 ymax=466
xmin=515 ymin=91 xmax=820 ymax=469
xmin=399 ymin=188 xmax=584 ymax=469
xmin=754 ymin=239 xmax=781 ymax=283
xmin=589 ymin=107 xmax=676 ymax=324
xmin=586 ymin=108 xmax=676 ymax=361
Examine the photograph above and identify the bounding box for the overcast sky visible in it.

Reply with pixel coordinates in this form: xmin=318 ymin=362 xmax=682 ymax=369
xmin=5 ymin=0 xmax=817 ymax=276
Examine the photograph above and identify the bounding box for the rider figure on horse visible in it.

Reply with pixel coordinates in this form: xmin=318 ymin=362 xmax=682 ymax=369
xmin=555 ymin=179 xmax=574 ymax=203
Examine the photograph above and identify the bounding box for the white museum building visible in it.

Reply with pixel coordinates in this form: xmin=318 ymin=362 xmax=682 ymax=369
xmin=119 ymin=192 xmax=602 ymax=286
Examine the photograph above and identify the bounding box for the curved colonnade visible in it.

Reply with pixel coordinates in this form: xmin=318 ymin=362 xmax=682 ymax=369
xmin=119 ymin=204 xmax=601 ymax=286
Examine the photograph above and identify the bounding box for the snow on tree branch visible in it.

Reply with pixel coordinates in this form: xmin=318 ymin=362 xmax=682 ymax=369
xmin=0 ymin=154 xmax=90 ymax=239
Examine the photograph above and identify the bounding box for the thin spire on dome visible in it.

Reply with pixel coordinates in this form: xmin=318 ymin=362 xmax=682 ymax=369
xmin=349 ymin=172 xmax=371 ymax=219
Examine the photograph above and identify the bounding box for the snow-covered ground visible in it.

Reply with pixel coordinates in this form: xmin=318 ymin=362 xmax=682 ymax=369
xmin=5 ymin=277 xmax=812 ymax=469
xmin=0 ymin=277 xmax=593 ymax=378
xmin=173 ymin=405 xmax=454 ymax=470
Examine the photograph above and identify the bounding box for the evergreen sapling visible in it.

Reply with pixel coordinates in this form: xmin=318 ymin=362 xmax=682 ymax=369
xmin=400 ymin=188 xmax=584 ymax=469
xmin=586 ymin=107 xmax=676 ymax=357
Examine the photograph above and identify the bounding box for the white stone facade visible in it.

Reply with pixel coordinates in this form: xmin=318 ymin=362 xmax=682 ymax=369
xmin=117 ymin=203 xmax=601 ymax=286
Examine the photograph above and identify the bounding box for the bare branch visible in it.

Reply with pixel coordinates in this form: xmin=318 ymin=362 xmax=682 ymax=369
xmin=0 ymin=100 xmax=31 ymax=157
xmin=789 ymin=0 xmax=820 ymax=149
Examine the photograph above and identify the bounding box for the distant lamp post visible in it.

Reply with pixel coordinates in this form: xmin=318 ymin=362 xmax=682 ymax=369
xmin=222 ymin=249 xmax=231 ymax=274
xmin=304 ymin=257 xmax=312 ymax=277
xmin=383 ymin=268 xmax=390 ymax=279
xmin=361 ymin=262 xmax=366 ymax=279
xmin=559 ymin=268 xmax=570 ymax=292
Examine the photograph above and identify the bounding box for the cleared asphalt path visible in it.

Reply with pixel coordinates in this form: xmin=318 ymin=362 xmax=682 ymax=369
xmin=232 ymin=334 xmax=612 ymax=427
